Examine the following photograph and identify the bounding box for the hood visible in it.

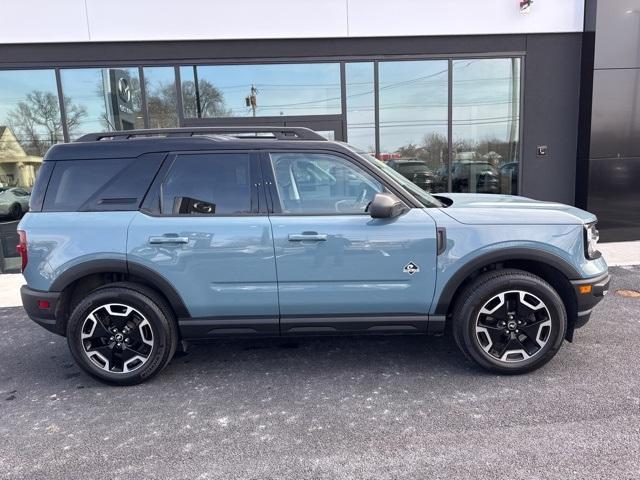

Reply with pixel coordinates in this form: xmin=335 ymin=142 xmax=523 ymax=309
xmin=434 ymin=193 xmax=597 ymax=225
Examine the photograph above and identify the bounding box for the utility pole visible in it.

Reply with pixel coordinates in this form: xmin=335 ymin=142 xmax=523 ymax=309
xmin=245 ymin=84 xmax=258 ymax=117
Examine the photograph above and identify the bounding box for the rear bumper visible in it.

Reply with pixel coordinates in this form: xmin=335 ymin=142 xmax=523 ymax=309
xmin=20 ymin=285 xmax=63 ymax=336
xmin=570 ymin=271 xmax=610 ymax=329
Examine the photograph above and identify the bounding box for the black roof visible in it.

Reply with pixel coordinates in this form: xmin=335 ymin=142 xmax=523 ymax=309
xmin=44 ymin=127 xmax=351 ymax=161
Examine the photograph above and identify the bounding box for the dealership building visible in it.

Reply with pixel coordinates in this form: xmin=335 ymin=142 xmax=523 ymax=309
xmin=0 ymin=0 xmax=637 ymax=271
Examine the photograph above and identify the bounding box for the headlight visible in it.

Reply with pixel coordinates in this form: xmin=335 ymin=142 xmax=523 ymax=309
xmin=584 ymin=222 xmax=600 ymax=259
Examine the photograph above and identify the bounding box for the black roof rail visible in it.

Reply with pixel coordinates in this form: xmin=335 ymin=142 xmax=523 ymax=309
xmin=75 ymin=126 xmax=328 ymax=142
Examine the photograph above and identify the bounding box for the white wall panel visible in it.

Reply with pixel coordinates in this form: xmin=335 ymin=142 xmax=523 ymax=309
xmin=348 ymin=0 xmax=584 ymax=36
xmin=0 ymin=0 xmax=584 ymax=44
xmin=85 ymin=0 xmax=348 ymax=42
xmin=1 ymin=0 xmax=89 ymax=43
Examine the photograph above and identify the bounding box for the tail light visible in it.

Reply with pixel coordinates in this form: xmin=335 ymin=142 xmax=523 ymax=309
xmin=17 ymin=230 xmax=28 ymax=272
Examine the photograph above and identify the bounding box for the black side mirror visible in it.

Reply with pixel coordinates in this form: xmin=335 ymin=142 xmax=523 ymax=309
xmin=368 ymin=193 xmax=407 ymax=219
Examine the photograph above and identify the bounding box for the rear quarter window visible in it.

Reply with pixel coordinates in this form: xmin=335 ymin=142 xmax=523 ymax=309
xmin=43 ymin=153 xmax=165 ymax=212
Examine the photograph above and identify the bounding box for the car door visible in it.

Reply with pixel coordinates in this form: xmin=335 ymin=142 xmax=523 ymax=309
xmin=127 ymin=150 xmax=279 ymax=337
xmin=264 ymin=150 xmax=438 ymax=334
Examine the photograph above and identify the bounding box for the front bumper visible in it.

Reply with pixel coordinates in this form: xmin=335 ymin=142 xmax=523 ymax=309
xmin=570 ymin=271 xmax=610 ymax=329
xmin=20 ymin=285 xmax=63 ymax=336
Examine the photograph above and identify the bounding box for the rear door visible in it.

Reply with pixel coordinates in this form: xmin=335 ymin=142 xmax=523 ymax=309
xmin=127 ymin=150 xmax=279 ymax=337
xmin=264 ymin=150 xmax=438 ymax=334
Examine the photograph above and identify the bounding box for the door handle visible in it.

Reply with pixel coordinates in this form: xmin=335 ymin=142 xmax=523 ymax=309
xmin=149 ymin=235 xmax=189 ymax=245
xmin=288 ymin=232 xmax=328 ymax=242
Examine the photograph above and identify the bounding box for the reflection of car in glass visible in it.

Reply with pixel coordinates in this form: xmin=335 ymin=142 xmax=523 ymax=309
xmin=19 ymin=127 xmax=609 ymax=385
xmin=451 ymin=161 xmax=500 ymax=194
xmin=386 ymin=159 xmax=436 ymax=192
xmin=0 ymin=187 xmax=30 ymax=219
xmin=499 ymin=162 xmax=519 ymax=195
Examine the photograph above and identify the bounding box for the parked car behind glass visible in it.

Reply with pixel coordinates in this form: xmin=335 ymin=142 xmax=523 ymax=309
xmin=0 ymin=187 xmax=30 ymax=219
xmin=386 ymin=159 xmax=437 ymax=192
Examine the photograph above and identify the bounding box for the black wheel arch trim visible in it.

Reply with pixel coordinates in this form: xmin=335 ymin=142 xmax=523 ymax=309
xmin=433 ymin=247 xmax=581 ymax=315
xmin=49 ymin=259 xmax=190 ymax=318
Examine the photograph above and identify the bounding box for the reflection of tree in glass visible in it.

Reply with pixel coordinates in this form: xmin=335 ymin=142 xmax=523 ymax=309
xmin=145 ymin=79 xmax=232 ymax=122
xmin=181 ymin=80 xmax=232 ymax=118
xmin=7 ymin=91 xmax=86 ymax=156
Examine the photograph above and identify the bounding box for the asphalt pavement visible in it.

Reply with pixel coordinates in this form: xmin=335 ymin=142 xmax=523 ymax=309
xmin=1 ymin=266 xmax=640 ymax=479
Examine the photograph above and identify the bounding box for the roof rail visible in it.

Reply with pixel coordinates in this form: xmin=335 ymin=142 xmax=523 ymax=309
xmin=75 ymin=126 xmax=328 ymax=142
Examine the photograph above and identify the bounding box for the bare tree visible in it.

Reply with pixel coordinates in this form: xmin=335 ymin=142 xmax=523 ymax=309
xmin=7 ymin=91 xmax=86 ymax=156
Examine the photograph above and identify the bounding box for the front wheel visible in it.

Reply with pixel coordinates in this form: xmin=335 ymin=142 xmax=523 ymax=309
xmin=67 ymin=284 xmax=178 ymax=385
xmin=452 ymin=269 xmax=567 ymax=374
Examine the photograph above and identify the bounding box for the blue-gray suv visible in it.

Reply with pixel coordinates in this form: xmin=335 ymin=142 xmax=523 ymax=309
xmin=18 ymin=127 xmax=610 ymax=385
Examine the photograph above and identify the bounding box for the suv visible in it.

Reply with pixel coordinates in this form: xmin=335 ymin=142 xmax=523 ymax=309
xmin=18 ymin=127 xmax=609 ymax=385
xmin=386 ymin=159 xmax=436 ymax=192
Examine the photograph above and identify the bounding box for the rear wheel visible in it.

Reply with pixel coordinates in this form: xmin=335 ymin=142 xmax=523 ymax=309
xmin=67 ymin=284 xmax=178 ymax=385
xmin=452 ymin=269 xmax=567 ymax=374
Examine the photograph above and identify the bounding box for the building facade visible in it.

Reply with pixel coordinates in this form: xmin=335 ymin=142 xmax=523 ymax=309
xmin=0 ymin=0 xmax=636 ymax=272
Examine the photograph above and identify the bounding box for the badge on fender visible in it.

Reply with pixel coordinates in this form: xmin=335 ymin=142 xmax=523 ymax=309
xmin=403 ymin=262 xmax=420 ymax=275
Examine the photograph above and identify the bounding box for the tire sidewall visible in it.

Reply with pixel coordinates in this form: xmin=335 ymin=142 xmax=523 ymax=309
xmin=67 ymin=287 xmax=173 ymax=385
xmin=458 ymin=274 xmax=567 ymax=373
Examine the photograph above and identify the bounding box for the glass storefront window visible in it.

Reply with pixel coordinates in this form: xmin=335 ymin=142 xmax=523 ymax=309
xmin=0 ymin=69 xmax=61 ymax=271
xmin=378 ymin=60 xmax=449 ymax=193
xmin=143 ymin=67 xmax=179 ymax=128
xmin=452 ymin=58 xmax=521 ymax=195
xmin=345 ymin=62 xmax=375 ymax=153
xmin=60 ymin=67 xmax=144 ymax=140
xmin=180 ymin=63 xmax=341 ymax=118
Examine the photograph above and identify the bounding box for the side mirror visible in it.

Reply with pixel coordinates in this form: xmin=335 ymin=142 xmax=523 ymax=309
xmin=368 ymin=193 xmax=407 ymax=219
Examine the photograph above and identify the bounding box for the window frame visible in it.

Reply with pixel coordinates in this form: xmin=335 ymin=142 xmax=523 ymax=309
xmin=261 ymin=149 xmax=409 ymax=217
xmin=140 ymin=150 xmax=266 ymax=217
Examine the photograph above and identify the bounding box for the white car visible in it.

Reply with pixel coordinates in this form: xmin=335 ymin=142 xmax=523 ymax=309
xmin=0 ymin=187 xmax=30 ymax=220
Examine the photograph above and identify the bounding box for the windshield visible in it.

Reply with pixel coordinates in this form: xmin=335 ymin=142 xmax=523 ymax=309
xmin=342 ymin=144 xmax=443 ymax=208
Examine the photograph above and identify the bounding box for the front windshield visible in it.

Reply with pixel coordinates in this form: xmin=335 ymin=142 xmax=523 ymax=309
xmin=342 ymin=143 xmax=443 ymax=208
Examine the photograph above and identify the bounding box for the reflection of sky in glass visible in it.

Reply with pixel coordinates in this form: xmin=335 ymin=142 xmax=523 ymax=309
xmin=453 ymin=58 xmax=520 ymax=148
xmin=184 ymin=63 xmax=341 ymax=117
xmin=345 ymin=62 xmax=375 ymax=152
xmin=0 ymin=70 xmax=59 ymax=140
xmin=378 ymin=60 xmax=449 ymax=153
xmin=60 ymin=68 xmax=141 ymax=139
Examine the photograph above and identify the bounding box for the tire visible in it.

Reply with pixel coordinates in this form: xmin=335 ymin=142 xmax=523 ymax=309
xmin=452 ymin=269 xmax=567 ymax=374
xmin=10 ymin=203 xmax=21 ymax=220
xmin=66 ymin=283 xmax=178 ymax=385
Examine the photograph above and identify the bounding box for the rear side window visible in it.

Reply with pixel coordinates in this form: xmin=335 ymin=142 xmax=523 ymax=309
xmin=28 ymin=162 xmax=55 ymax=212
xmin=160 ymin=153 xmax=253 ymax=215
xmin=43 ymin=153 xmax=164 ymax=212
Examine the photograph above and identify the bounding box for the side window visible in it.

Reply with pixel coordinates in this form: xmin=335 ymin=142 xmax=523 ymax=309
xmin=270 ymin=152 xmax=383 ymax=214
xmin=43 ymin=154 xmax=164 ymax=212
xmin=161 ymin=153 xmax=253 ymax=215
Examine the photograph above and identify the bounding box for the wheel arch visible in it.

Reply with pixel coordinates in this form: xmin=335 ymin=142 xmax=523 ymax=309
xmin=50 ymin=259 xmax=190 ymax=334
xmin=435 ymin=248 xmax=579 ymax=338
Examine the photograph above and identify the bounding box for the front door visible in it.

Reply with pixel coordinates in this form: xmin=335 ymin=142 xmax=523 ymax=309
xmin=263 ymin=150 xmax=438 ymax=334
xmin=127 ymin=151 xmax=279 ymax=336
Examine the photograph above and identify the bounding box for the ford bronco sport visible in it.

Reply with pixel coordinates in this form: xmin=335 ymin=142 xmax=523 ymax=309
xmin=18 ymin=127 xmax=610 ymax=385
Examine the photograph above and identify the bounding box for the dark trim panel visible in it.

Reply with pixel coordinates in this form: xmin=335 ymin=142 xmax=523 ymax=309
xmin=433 ymin=248 xmax=582 ymax=315
xmin=575 ymin=0 xmax=598 ymax=209
xmin=0 ymin=35 xmax=528 ymax=68
xmin=49 ymin=259 xmax=128 ymax=291
xmin=280 ymin=314 xmax=430 ymax=335
xmin=178 ymin=316 xmax=279 ymax=338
